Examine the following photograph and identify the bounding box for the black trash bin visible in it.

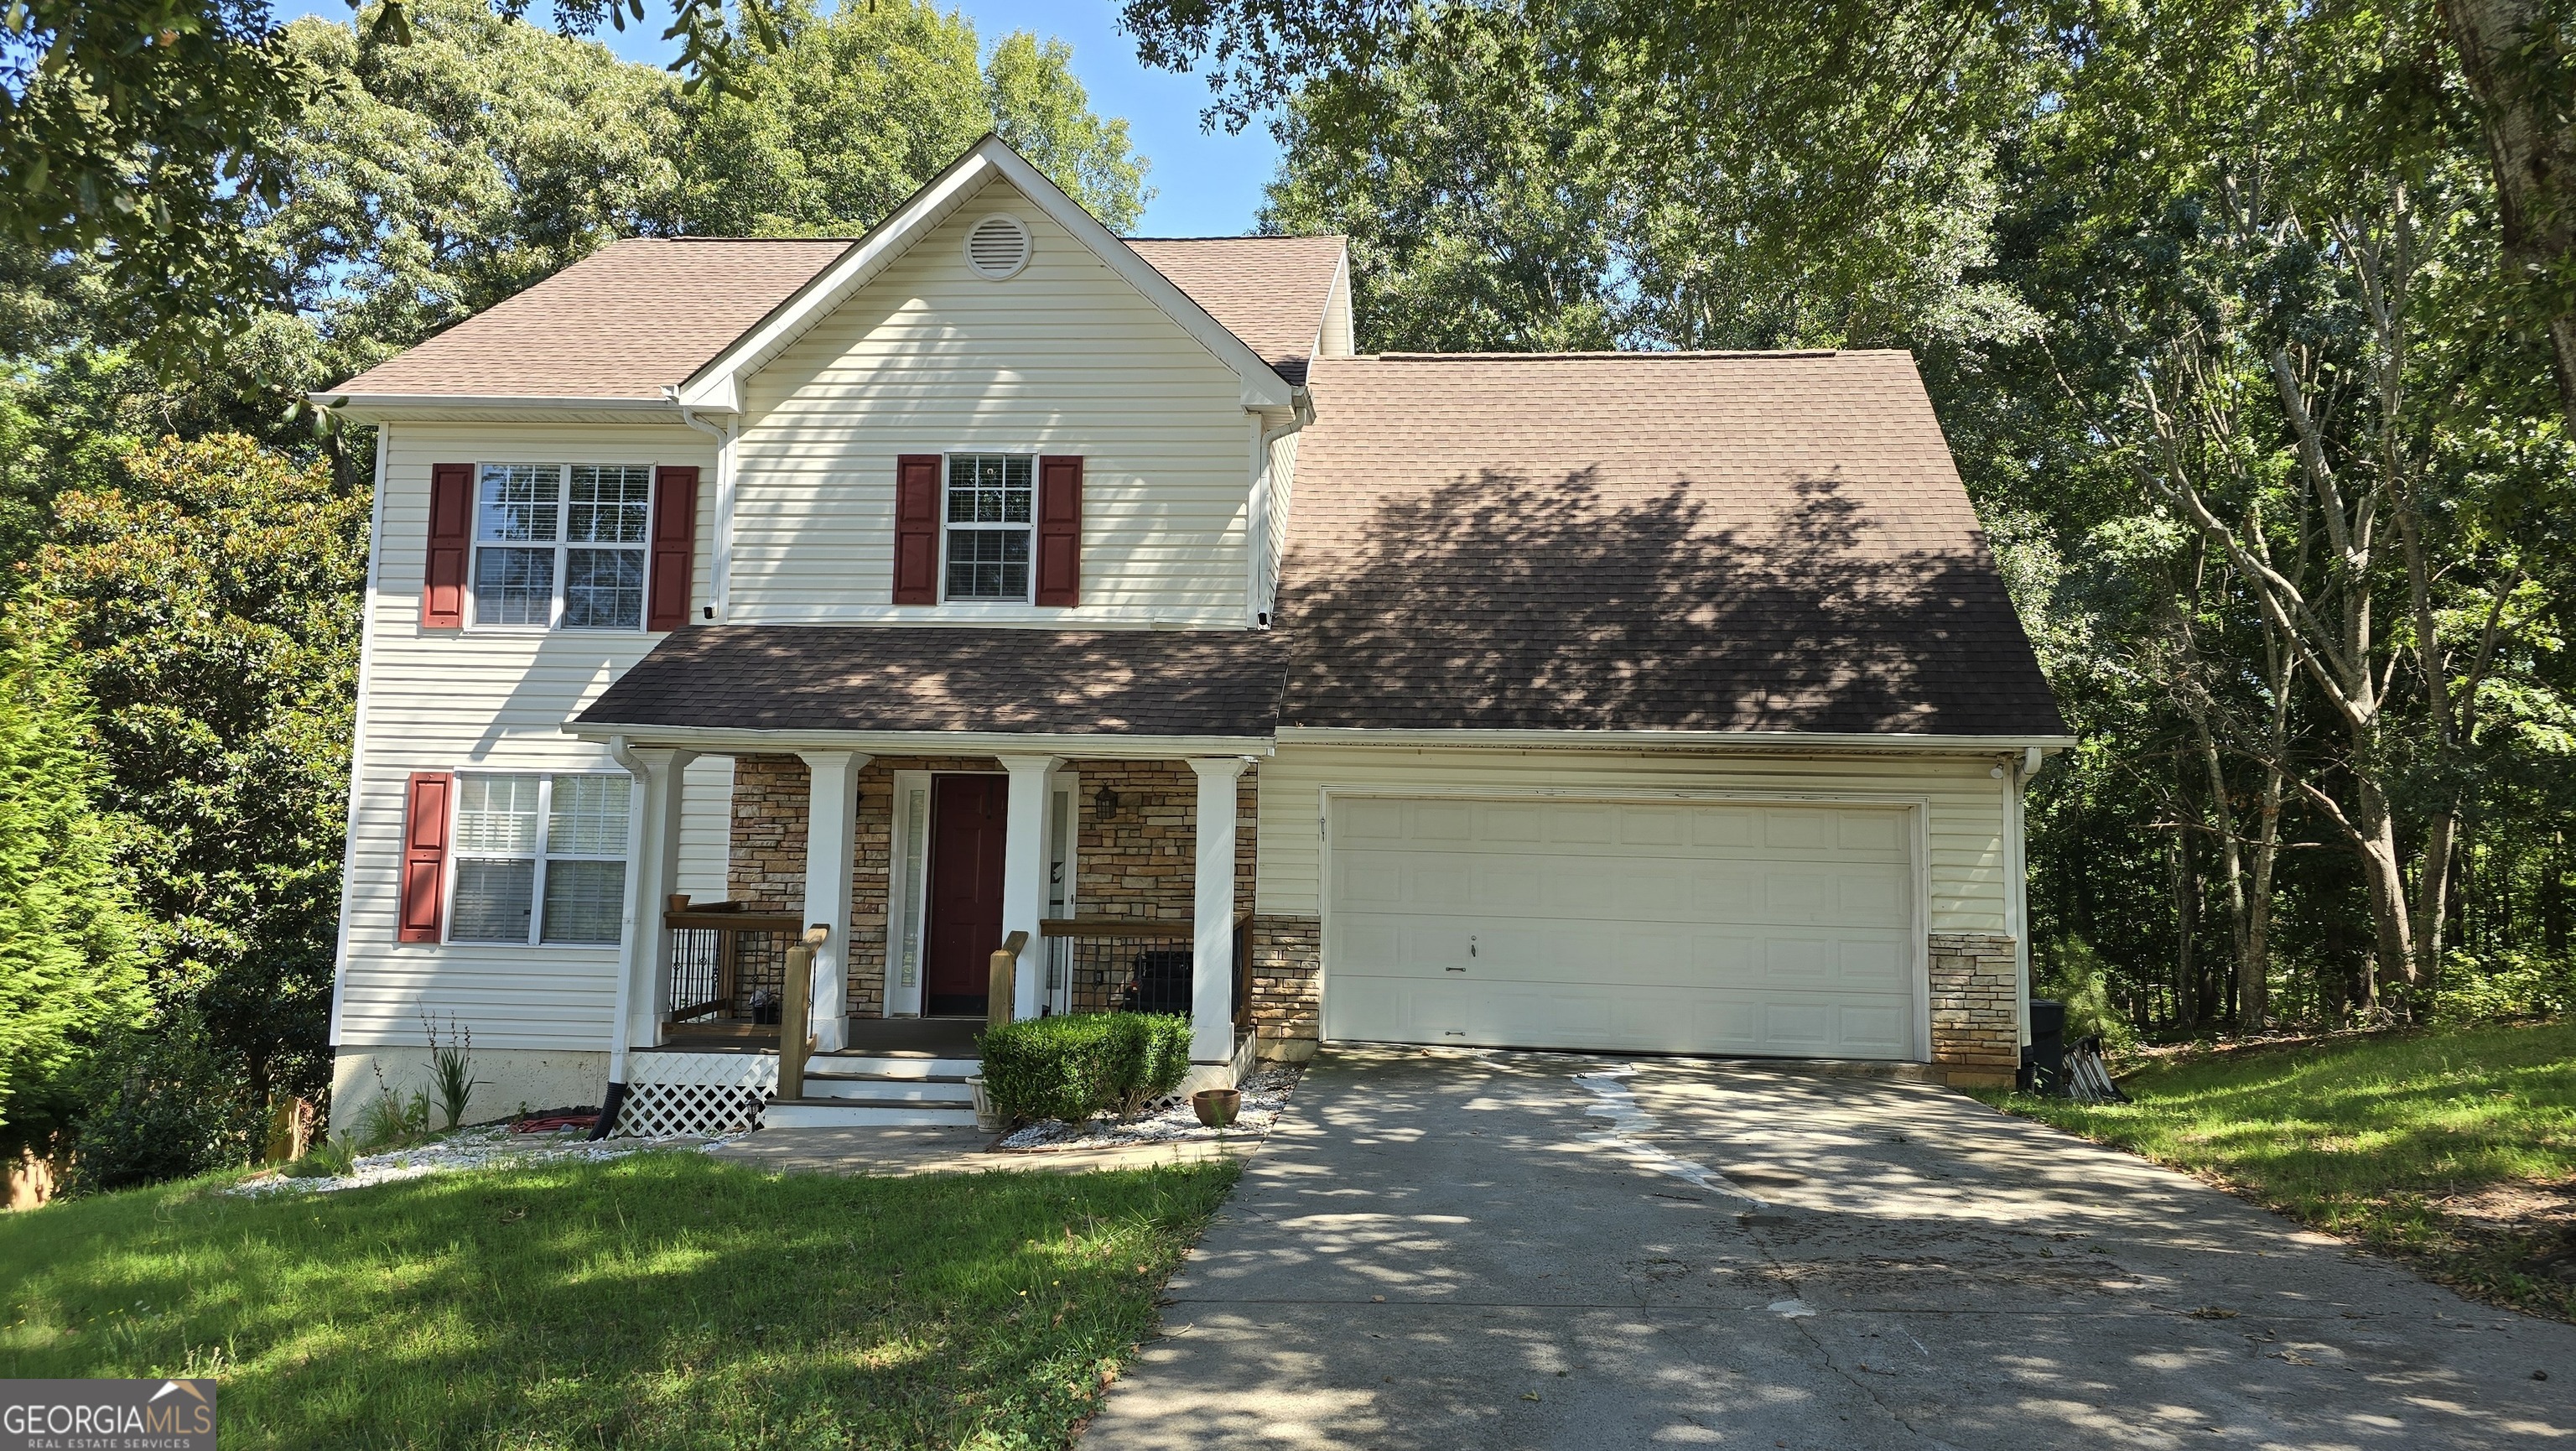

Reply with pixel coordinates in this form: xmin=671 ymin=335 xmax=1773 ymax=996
xmin=2020 ymin=998 xmax=2066 ymax=1094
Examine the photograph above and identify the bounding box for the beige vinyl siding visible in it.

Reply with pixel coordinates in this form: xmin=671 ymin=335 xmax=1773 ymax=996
xmin=1259 ymin=427 xmax=1300 ymax=621
xmin=728 ymin=177 xmax=1256 ymax=626
xmin=340 ymin=422 xmax=727 ymax=1052
xmin=1256 ymin=744 xmax=2013 ymax=936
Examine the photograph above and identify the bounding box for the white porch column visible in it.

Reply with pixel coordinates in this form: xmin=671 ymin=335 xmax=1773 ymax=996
xmin=998 ymin=753 xmax=1064 ymax=1021
xmin=1187 ymin=757 xmax=1250 ymax=1071
xmin=797 ymin=750 xmax=870 ymax=1054
xmin=613 ymin=745 xmax=695 ymax=1079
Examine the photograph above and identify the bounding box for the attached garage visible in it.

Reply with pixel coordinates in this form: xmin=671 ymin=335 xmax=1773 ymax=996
xmin=1322 ymin=794 xmax=1925 ymax=1060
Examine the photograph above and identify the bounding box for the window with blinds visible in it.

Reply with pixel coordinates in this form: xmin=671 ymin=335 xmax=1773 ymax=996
xmin=447 ymin=772 xmax=630 ymax=944
xmin=471 ymin=464 xmax=652 ymax=629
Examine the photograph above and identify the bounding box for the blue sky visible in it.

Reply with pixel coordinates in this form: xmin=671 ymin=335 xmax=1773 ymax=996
xmin=275 ymin=1 xmax=1281 ymax=237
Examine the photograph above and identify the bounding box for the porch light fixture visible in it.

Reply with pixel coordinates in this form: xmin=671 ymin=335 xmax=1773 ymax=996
xmin=1093 ymin=783 xmax=1119 ymax=820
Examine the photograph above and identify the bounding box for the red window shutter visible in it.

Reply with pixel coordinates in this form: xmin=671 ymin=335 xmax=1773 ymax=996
xmin=647 ymin=465 xmax=699 ymax=631
xmin=1036 ymin=455 xmax=1083 ymax=606
xmin=894 ymin=454 xmax=941 ymax=605
xmin=398 ymin=772 xmax=453 ymax=943
xmin=423 ymin=464 xmax=472 ymax=628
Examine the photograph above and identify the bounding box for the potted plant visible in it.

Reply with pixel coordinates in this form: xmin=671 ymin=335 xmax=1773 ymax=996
xmin=1192 ymin=1087 xmax=1241 ymax=1128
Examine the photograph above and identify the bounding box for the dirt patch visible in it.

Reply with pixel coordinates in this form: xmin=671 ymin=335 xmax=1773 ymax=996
xmin=2390 ymin=1178 xmax=2576 ymax=1321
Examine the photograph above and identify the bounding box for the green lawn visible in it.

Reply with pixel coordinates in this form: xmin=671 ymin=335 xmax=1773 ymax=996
xmin=0 ymin=1152 xmax=1237 ymax=1449
xmin=1980 ymin=1021 xmax=2576 ymax=1317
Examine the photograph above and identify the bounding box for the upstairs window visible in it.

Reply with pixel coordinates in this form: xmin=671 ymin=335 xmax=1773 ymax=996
xmin=473 ymin=464 xmax=652 ymax=628
xmin=943 ymin=454 xmax=1032 ymax=601
xmin=448 ymin=772 xmax=630 ymax=945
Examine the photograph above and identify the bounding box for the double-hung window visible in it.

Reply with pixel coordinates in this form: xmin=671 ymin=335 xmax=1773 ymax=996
xmin=943 ymin=454 xmax=1033 ymax=601
xmin=448 ymin=773 xmax=631 ymax=944
xmin=473 ymin=464 xmax=652 ymax=628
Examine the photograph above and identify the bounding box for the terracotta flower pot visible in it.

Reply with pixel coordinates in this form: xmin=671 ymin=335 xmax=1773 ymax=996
xmin=1192 ymin=1088 xmax=1242 ymax=1129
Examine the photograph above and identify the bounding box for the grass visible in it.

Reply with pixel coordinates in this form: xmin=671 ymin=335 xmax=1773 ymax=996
xmin=1977 ymin=1020 xmax=2576 ymax=1318
xmin=0 ymin=1152 xmax=1238 ymax=1448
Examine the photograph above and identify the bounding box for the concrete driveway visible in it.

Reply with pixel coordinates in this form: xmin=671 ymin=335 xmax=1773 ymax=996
xmin=1082 ymin=1047 xmax=2573 ymax=1449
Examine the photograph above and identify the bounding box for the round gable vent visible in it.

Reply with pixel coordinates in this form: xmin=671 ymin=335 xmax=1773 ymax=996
xmin=964 ymin=213 xmax=1031 ymax=279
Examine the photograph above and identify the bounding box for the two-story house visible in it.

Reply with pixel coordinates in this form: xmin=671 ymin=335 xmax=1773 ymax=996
xmin=314 ymin=136 xmax=2067 ymax=1135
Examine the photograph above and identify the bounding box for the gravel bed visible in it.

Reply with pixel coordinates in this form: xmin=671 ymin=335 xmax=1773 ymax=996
xmin=231 ymin=1124 xmax=728 ymax=1196
xmin=995 ymin=1064 xmax=1302 ymax=1152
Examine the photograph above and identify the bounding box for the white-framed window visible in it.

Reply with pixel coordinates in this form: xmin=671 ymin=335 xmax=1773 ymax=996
xmin=943 ymin=453 xmax=1033 ymax=601
xmin=448 ymin=772 xmax=631 ymax=944
xmin=473 ymin=464 xmax=652 ymax=629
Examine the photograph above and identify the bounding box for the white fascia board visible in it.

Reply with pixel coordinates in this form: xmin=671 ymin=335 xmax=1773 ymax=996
xmin=560 ymin=721 xmax=1277 ymax=759
xmin=675 ymin=135 xmax=1296 ymax=413
xmin=1274 ymin=726 xmax=2080 ymax=753
xmin=309 ymin=393 xmax=693 ymax=425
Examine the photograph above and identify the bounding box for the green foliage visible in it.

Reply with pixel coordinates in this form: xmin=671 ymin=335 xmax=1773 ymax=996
xmin=19 ymin=434 xmax=367 ymax=1114
xmin=422 ymin=1013 xmax=479 ymax=1131
xmin=0 ymin=1152 xmax=1237 ymax=1445
xmin=0 ymin=618 xmax=147 ymax=1147
xmin=352 ymin=1076 xmax=430 ymax=1151
xmin=2432 ymin=949 xmax=2576 ymax=1026
xmin=2037 ymin=939 xmax=2137 ymax=1050
xmin=277 ymin=1132 xmax=355 ymax=1178
xmin=65 ymin=1016 xmax=247 ymax=1193
xmin=979 ymin=1013 xmax=1194 ymax=1125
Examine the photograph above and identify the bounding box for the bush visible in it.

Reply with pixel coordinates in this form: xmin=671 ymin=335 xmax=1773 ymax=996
xmin=978 ymin=1013 xmax=1192 ymax=1125
xmin=2433 ymin=949 xmax=2576 ymax=1026
xmin=2038 ymin=936 xmax=2137 ymax=1050
xmin=67 ymin=1020 xmax=251 ymax=1193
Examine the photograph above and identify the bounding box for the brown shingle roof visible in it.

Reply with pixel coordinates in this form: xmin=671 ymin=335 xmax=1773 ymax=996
xmin=574 ymin=626 xmax=1286 ymax=736
xmin=1276 ymin=351 xmax=2064 ymax=736
xmin=1126 ymin=237 xmax=1345 ymax=383
xmin=326 ymin=233 xmax=1346 ymax=399
xmin=330 ymin=238 xmax=856 ymax=400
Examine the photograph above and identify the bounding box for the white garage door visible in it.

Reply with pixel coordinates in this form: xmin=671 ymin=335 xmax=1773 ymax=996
xmin=1324 ymin=797 xmax=1922 ymax=1059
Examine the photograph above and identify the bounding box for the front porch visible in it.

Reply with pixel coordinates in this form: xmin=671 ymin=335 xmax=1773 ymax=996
xmin=609 ymin=744 xmax=1267 ymax=1133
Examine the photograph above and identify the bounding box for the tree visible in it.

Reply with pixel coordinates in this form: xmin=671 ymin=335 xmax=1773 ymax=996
xmin=0 ymin=615 xmax=148 ymax=1146
xmin=19 ymin=433 xmax=367 ymax=1110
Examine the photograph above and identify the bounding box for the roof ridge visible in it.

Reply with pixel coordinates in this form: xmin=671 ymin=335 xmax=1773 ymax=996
xmin=1358 ymin=349 xmax=1861 ymax=361
xmin=606 ymin=235 xmax=863 ymax=243
xmin=1124 ymin=233 xmax=1347 ymax=242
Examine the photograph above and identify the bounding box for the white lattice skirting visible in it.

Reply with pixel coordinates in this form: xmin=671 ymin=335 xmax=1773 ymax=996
xmin=615 ymin=1052 xmax=780 ymax=1138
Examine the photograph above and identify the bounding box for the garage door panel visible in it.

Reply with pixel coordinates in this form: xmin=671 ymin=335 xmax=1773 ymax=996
xmin=1327 ymin=798 xmax=1922 ymax=1060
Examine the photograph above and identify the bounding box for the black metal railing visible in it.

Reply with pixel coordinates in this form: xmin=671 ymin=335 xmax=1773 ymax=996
xmin=1037 ymin=915 xmax=1254 ymax=1024
xmin=663 ymin=898 xmax=803 ymax=1025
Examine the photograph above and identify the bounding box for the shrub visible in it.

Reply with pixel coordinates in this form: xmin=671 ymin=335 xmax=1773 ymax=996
xmin=2038 ymin=937 xmax=2137 ymax=1049
xmin=979 ymin=1013 xmax=1192 ymax=1125
xmin=67 ymin=1020 xmax=250 ymax=1193
xmin=2433 ymin=949 xmax=2576 ymax=1026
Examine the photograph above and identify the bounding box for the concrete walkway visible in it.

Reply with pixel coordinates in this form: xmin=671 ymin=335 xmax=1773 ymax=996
xmin=1082 ymin=1046 xmax=2574 ymax=1449
xmin=706 ymin=1123 xmax=1258 ymax=1177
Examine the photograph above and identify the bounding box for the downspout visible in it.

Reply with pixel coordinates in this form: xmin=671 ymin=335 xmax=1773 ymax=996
xmin=595 ymin=733 xmax=647 ymax=1139
xmin=2007 ymin=746 xmax=2044 ymax=1047
xmin=669 ymin=391 xmax=736 ymax=621
xmin=1248 ymin=387 xmax=1314 ymax=627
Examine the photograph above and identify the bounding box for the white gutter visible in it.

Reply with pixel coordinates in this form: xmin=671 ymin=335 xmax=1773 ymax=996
xmin=309 ymin=393 xmax=705 ymax=417
xmin=563 ymin=722 xmax=1277 ymax=758
xmin=1274 ymin=726 xmax=2081 ymax=752
xmin=669 ymin=392 xmax=738 ymax=622
xmin=325 ymin=424 xmax=392 ymax=1049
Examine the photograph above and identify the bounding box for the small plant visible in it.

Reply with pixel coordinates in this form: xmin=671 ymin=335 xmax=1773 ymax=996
xmin=281 ymin=1136 xmax=357 ymax=1178
xmin=356 ymin=1062 xmax=431 ymax=1151
xmin=421 ymin=1011 xmax=480 ymax=1130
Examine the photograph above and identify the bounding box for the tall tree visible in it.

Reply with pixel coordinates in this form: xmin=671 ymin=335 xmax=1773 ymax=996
xmin=0 ymin=614 xmax=148 ymax=1146
xmin=19 ymin=434 xmax=367 ymax=1109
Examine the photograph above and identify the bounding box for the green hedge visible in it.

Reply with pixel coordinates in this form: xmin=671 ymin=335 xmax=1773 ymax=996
xmin=978 ymin=1013 xmax=1192 ymax=1125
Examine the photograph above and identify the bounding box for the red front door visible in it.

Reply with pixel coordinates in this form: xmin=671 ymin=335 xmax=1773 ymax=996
xmin=924 ymin=775 xmax=1009 ymax=1016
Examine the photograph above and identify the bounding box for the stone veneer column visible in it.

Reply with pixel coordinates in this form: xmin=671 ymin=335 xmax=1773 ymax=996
xmin=1247 ymin=915 xmax=1322 ymax=1059
xmin=1928 ymin=932 xmax=2021 ymax=1086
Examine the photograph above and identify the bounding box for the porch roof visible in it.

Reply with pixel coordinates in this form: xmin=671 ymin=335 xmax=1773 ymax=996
xmin=569 ymin=624 xmax=1286 ymax=740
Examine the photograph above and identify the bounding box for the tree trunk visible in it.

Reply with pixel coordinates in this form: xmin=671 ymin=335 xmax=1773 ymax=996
xmin=2171 ymin=827 xmax=2200 ymax=1031
xmin=2194 ymin=718 xmax=2253 ymax=1032
xmin=2438 ymin=0 xmax=2576 ymax=432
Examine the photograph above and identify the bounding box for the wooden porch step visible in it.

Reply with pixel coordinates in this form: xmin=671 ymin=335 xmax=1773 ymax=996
xmin=761 ymin=1098 xmax=980 ymax=1129
xmin=809 ymin=1054 xmax=981 ymax=1079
